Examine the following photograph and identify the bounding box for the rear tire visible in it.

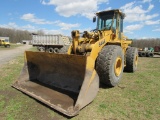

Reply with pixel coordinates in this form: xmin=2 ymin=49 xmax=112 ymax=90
xmin=96 ymin=45 xmax=124 ymax=87
xmin=53 ymin=48 xmax=59 ymax=53
xmin=5 ymin=44 xmax=10 ymax=48
xmin=140 ymin=52 xmax=146 ymax=57
xmin=147 ymin=52 xmax=154 ymax=57
xmin=124 ymin=47 xmax=138 ymax=72
xmin=48 ymin=48 xmax=54 ymax=53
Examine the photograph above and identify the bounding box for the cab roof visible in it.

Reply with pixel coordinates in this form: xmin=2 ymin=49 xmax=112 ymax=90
xmin=96 ymin=9 xmax=125 ymax=18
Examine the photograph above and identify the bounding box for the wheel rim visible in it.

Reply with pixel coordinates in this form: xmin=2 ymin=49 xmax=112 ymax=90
xmin=114 ymin=57 xmax=122 ymax=77
xmin=135 ymin=55 xmax=138 ymax=66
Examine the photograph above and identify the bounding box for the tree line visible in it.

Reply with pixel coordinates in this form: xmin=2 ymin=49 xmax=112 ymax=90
xmin=131 ymin=38 xmax=160 ymax=48
xmin=0 ymin=27 xmax=45 ymax=43
xmin=0 ymin=27 xmax=32 ymax=43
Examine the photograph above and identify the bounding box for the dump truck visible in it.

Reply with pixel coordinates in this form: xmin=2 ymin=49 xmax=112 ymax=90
xmin=12 ymin=9 xmax=138 ymax=116
xmin=0 ymin=37 xmax=10 ymax=48
xmin=32 ymin=34 xmax=71 ymax=53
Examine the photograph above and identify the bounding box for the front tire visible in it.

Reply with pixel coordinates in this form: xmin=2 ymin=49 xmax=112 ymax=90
xmin=96 ymin=45 xmax=124 ymax=87
xmin=38 ymin=46 xmax=45 ymax=52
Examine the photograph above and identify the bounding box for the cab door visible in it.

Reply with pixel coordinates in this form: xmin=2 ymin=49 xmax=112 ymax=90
xmin=117 ymin=14 xmax=123 ymax=40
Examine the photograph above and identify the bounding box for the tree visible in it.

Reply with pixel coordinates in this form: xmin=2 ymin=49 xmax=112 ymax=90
xmin=0 ymin=27 xmax=32 ymax=43
xmin=131 ymin=38 xmax=160 ymax=48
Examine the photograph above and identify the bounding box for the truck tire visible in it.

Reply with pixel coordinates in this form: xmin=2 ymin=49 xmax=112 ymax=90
xmin=140 ymin=52 xmax=146 ymax=57
xmin=96 ymin=45 xmax=124 ymax=87
xmin=48 ymin=48 xmax=54 ymax=53
xmin=39 ymin=47 xmax=45 ymax=52
xmin=124 ymin=47 xmax=138 ymax=72
xmin=138 ymin=52 xmax=142 ymax=57
xmin=53 ymin=48 xmax=59 ymax=53
xmin=147 ymin=52 xmax=154 ymax=57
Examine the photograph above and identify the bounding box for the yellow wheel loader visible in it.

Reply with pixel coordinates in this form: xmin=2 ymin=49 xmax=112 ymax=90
xmin=0 ymin=38 xmax=10 ymax=48
xmin=12 ymin=9 xmax=138 ymax=116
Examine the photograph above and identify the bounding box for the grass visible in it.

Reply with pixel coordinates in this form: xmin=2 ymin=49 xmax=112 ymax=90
xmin=0 ymin=51 xmax=159 ymax=120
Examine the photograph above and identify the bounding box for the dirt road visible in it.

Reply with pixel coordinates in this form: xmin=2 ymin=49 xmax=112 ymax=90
xmin=0 ymin=45 xmax=32 ymax=67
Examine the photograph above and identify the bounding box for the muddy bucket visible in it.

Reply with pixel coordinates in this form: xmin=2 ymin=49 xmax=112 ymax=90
xmin=12 ymin=51 xmax=99 ymax=116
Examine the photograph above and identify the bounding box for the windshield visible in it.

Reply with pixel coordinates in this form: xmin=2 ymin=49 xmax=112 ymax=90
xmin=5 ymin=39 xmax=9 ymax=42
xmin=97 ymin=14 xmax=114 ymax=30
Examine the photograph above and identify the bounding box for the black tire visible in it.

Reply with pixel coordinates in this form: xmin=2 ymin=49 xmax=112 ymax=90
xmin=147 ymin=52 xmax=154 ymax=57
xmin=124 ymin=47 xmax=138 ymax=72
xmin=5 ymin=45 xmax=10 ymax=48
xmin=146 ymin=52 xmax=149 ymax=57
xmin=39 ymin=47 xmax=45 ymax=52
xmin=138 ymin=52 xmax=142 ymax=57
xmin=140 ymin=52 xmax=146 ymax=57
xmin=48 ymin=48 xmax=54 ymax=53
xmin=96 ymin=45 xmax=124 ymax=87
xmin=53 ymin=48 xmax=59 ymax=53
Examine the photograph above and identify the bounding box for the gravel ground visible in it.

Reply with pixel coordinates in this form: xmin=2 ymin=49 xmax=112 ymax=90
xmin=0 ymin=45 xmax=32 ymax=67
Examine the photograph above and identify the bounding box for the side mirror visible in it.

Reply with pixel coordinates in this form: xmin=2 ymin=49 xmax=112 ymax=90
xmin=93 ymin=16 xmax=96 ymax=23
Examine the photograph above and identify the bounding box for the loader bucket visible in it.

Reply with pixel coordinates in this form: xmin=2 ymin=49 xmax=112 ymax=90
xmin=12 ymin=51 xmax=99 ymax=116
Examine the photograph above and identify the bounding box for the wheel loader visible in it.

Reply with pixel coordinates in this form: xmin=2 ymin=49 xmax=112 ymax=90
xmin=0 ymin=38 xmax=10 ymax=48
xmin=12 ymin=9 xmax=138 ymax=116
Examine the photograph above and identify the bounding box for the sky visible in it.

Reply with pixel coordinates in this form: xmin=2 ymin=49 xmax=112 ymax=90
xmin=0 ymin=0 xmax=160 ymax=39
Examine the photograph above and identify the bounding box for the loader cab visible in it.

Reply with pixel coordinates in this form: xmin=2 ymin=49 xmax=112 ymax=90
xmin=95 ymin=9 xmax=125 ymax=39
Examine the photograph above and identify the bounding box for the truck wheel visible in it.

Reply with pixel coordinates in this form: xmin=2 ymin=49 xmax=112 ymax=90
xmin=96 ymin=45 xmax=124 ymax=87
xmin=138 ymin=52 xmax=142 ymax=57
xmin=48 ymin=48 xmax=54 ymax=53
xmin=140 ymin=52 xmax=146 ymax=57
xmin=147 ymin=52 xmax=154 ymax=57
xmin=124 ymin=47 xmax=138 ymax=72
xmin=53 ymin=48 xmax=59 ymax=53
xmin=39 ymin=47 xmax=45 ymax=52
